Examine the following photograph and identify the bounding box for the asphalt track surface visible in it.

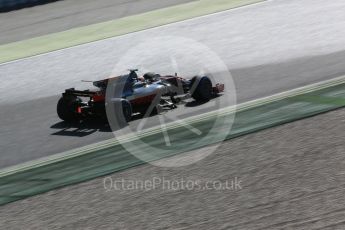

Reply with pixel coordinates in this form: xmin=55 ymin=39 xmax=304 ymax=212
xmin=1 ymin=0 xmax=345 ymax=168
xmin=0 ymin=0 xmax=196 ymax=44
xmin=1 ymin=108 xmax=344 ymax=229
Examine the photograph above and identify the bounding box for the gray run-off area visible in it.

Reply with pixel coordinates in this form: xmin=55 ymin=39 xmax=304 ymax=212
xmin=1 ymin=108 xmax=344 ymax=229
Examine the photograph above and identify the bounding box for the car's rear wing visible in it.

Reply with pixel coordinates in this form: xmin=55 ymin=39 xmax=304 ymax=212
xmin=62 ymin=88 xmax=96 ymax=98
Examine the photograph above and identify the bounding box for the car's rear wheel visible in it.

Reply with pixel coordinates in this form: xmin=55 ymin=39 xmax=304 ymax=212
xmin=191 ymin=76 xmax=212 ymax=101
xmin=57 ymin=96 xmax=81 ymax=123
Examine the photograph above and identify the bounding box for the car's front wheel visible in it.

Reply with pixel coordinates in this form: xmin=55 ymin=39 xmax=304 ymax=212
xmin=190 ymin=76 xmax=212 ymax=102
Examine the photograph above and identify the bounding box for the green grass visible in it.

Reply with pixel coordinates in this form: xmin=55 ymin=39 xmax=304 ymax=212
xmin=0 ymin=0 xmax=265 ymax=64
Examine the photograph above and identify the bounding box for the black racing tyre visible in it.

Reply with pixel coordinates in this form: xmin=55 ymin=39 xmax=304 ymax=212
xmin=191 ymin=76 xmax=212 ymax=101
xmin=122 ymin=99 xmax=132 ymax=122
xmin=57 ymin=96 xmax=81 ymax=123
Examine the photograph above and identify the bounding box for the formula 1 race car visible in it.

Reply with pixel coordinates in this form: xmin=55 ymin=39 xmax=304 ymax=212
xmin=57 ymin=69 xmax=224 ymax=123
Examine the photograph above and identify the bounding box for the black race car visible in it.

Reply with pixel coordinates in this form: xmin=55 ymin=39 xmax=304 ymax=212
xmin=57 ymin=69 xmax=224 ymax=123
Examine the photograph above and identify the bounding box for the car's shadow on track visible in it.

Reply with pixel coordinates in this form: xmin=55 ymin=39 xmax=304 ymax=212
xmin=50 ymin=113 xmax=152 ymax=137
xmin=50 ymin=119 xmax=111 ymax=137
